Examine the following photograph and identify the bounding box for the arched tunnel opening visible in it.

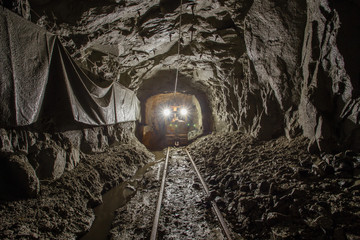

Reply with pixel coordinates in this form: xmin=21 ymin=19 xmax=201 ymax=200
xmin=135 ymin=70 xmax=213 ymax=150
xmin=138 ymin=92 xmax=203 ymax=149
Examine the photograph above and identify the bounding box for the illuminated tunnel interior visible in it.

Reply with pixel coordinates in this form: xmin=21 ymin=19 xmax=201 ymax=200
xmin=136 ymin=70 xmax=213 ymax=150
xmin=140 ymin=93 xmax=202 ymax=149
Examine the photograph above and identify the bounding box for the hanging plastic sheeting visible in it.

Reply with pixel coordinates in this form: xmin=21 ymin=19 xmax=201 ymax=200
xmin=0 ymin=7 xmax=140 ymax=127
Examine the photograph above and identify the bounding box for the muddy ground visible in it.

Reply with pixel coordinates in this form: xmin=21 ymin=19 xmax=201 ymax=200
xmin=0 ymin=137 xmax=152 ymax=240
xmin=1 ymin=132 xmax=360 ymax=240
xmin=109 ymin=132 xmax=360 ymax=239
xmin=109 ymin=148 xmax=225 ymax=240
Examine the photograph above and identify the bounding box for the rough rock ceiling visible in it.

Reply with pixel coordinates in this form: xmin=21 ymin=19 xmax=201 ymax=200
xmin=30 ymin=0 xmax=360 ymax=152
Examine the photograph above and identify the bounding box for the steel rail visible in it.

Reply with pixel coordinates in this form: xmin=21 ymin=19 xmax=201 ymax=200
xmin=185 ymin=149 xmax=233 ymax=240
xmin=150 ymin=147 xmax=170 ymax=240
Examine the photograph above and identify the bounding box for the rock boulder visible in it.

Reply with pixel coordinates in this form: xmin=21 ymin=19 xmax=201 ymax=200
xmin=0 ymin=153 xmax=40 ymax=198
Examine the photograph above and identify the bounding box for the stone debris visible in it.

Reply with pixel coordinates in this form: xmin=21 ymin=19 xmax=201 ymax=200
xmin=109 ymin=149 xmax=228 ymax=240
xmin=0 ymin=133 xmax=151 ymax=240
xmin=0 ymin=131 xmax=359 ymax=239
xmin=187 ymin=132 xmax=360 ymax=239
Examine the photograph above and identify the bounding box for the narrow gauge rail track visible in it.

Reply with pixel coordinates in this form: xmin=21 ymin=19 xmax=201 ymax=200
xmin=150 ymin=147 xmax=234 ymax=240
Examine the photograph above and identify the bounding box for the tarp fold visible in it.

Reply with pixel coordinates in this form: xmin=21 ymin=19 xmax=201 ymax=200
xmin=0 ymin=7 xmax=139 ymax=127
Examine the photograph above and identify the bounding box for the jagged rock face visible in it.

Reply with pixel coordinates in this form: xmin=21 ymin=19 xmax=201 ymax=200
xmin=0 ymin=122 xmax=136 ymax=198
xmin=31 ymin=0 xmax=360 ymax=151
xmin=299 ymin=0 xmax=360 ymax=153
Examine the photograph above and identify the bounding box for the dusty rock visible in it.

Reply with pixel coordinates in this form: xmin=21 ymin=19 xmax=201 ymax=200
xmin=0 ymin=0 xmax=359 ymax=239
xmin=9 ymin=130 xmax=29 ymax=154
xmin=289 ymin=189 xmax=306 ymax=199
xmin=237 ymin=198 xmax=257 ymax=213
xmin=334 ymin=227 xmax=346 ymax=240
xmin=188 ymin=132 xmax=360 ymax=239
xmin=258 ymin=181 xmax=270 ymax=194
xmin=109 ymin=149 xmax=227 ymax=240
xmin=349 ymin=180 xmax=360 ymax=192
xmin=0 ymin=153 xmax=40 ymax=198
xmin=65 ymin=145 xmax=80 ymax=171
xmin=0 ymin=136 xmax=151 ymax=240
xmin=29 ymin=141 xmax=67 ymax=180
xmin=353 ymin=168 xmax=360 ymax=179
xmin=312 ymin=159 xmax=334 ymax=177
xmin=0 ymin=123 xmax=136 ymax=183
xmin=81 ymin=128 xmax=109 ymax=153
xmin=0 ymin=128 xmax=13 ymax=153
xmin=312 ymin=215 xmax=333 ymax=231
xmin=240 ymin=184 xmax=250 ymax=193
xmin=266 ymin=212 xmax=291 ymax=226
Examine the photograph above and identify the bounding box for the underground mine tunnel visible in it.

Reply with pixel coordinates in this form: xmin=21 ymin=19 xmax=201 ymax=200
xmin=0 ymin=0 xmax=360 ymax=239
xmin=136 ymin=70 xmax=213 ymax=149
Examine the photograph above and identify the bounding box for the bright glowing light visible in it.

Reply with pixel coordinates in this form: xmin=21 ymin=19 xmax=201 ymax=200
xmin=180 ymin=108 xmax=188 ymax=116
xmin=163 ymin=108 xmax=171 ymax=116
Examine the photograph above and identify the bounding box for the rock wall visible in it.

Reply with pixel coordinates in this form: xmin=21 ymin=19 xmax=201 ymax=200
xmin=0 ymin=122 xmax=136 ymax=199
xmin=299 ymin=0 xmax=360 ymax=153
xmin=242 ymin=0 xmax=307 ymax=139
xmin=25 ymin=0 xmax=360 ymax=151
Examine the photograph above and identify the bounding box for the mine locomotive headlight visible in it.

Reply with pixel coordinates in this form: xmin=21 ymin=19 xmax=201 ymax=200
xmin=180 ymin=108 xmax=188 ymax=116
xmin=163 ymin=108 xmax=171 ymax=117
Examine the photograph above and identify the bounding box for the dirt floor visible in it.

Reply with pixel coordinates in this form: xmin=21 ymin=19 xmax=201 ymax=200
xmin=0 ymin=137 xmax=152 ymax=240
xmin=109 ymin=148 xmax=225 ymax=240
xmin=103 ymin=131 xmax=360 ymax=240
xmin=1 ymin=132 xmax=360 ymax=240
xmin=187 ymin=132 xmax=360 ymax=239
xmin=108 ymin=132 xmax=360 ymax=239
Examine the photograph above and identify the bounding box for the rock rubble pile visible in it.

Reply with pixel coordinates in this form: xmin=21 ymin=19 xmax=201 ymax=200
xmin=188 ymin=132 xmax=360 ymax=239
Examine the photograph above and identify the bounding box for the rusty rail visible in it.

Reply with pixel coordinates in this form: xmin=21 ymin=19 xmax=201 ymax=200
xmin=150 ymin=147 xmax=170 ymax=240
xmin=185 ymin=149 xmax=233 ymax=240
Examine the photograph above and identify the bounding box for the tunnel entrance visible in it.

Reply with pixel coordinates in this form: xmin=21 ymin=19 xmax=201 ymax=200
xmin=137 ymin=93 xmax=203 ymax=150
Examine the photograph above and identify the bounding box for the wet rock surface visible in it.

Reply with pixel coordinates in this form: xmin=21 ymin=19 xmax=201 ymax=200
xmin=109 ymin=148 xmax=228 ymax=240
xmin=0 ymin=136 xmax=151 ymax=240
xmin=187 ymin=132 xmax=360 ymax=239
